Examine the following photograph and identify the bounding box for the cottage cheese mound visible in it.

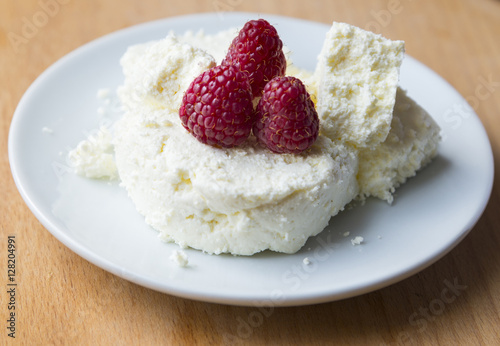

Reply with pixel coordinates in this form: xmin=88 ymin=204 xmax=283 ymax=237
xmin=315 ymin=22 xmax=405 ymax=148
xmin=113 ymin=31 xmax=359 ymax=255
xmin=118 ymin=34 xmax=216 ymax=116
xmin=114 ymin=106 xmax=358 ymax=255
xmin=69 ymin=22 xmax=441 ymax=256
xmin=176 ymin=28 xmax=238 ymax=63
xmin=357 ymin=88 xmax=440 ymax=203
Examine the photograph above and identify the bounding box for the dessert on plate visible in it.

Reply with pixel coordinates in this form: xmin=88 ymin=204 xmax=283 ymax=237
xmin=69 ymin=19 xmax=440 ymax=255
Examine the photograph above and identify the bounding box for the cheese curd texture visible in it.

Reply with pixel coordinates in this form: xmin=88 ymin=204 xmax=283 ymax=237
xmin=71 ymin=23 xmax=440 ymax=255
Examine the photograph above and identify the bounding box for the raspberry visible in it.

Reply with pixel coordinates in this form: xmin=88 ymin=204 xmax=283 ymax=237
xmin=222 ymin=19 xmax=286 ymax=97
xmin=253 ymin=76 xmax=319 ymax=154
xmin=179 ymin=64 xmax=254 ymax=147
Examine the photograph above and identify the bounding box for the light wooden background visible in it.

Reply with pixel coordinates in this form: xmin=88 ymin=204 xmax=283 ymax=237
xmin=1 ymin=0 xmax=499 ymax=344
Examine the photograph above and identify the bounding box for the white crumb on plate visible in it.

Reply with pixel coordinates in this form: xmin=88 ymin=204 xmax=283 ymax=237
xmin=68 ymin=126 xmax=118 ymax=180
xmin=343 ymin=231 xmax=350 ymax=237
xmin=351 ymin=236 xmax=364 ymax=246
xmin=97 ymin=88 xmax=111 ymax=99
xmin=170 ymin=249 xmax=189 ymax=267
xmin=42 ymin=126 xmax=54 ymax=134
xmin=303 ymin=257 xmax=312 ymax=265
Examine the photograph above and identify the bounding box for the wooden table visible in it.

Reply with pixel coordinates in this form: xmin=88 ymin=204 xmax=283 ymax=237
xmin=1 ymin=0 xmax=499 ymax=344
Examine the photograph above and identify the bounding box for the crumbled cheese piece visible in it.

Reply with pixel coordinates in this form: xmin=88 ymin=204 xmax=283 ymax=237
xmin=351 ymin=236 xmax=364 ymax=245
xmin=315 ymin=22 xmax=405 ymax=148
xmin=170 ymin=250 xmax=189 ymax=267
xmin=303 ymin=257 xmax=312 ymax=265
xmin=97 ymin=88 xmax=111 ymax=99
xmin=42 ymin=126 xmax=54 ymax=134
xmin=68 ymin=126 xmax=118 ymax=180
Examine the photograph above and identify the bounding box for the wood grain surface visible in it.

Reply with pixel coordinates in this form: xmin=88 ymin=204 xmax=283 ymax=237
xmin=1 ymin=0 xmax=499 ymax=344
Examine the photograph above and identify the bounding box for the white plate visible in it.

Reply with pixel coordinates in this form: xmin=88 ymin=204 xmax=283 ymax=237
xmin=9 ymin=12 xmax=494 ymax=306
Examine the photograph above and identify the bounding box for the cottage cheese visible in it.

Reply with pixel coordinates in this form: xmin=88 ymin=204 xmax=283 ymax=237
xmin=357 ymin=88 xmax=440 ymax=203
xmin=70 ymin=22 xmax=440 ymax=256
xmin=68 ymin=126 xmax=118 ymax=180
xmin=351 ymin=236 xmax=364 ymax=246
xmin=118 ymin=34 xmax=216 ymax=117
xmin=170 ymin=250 xmax=189 ymax=267
xmin=315 ymin=22 xmax=405 ymax=148
xmin=114 ymin=106 xmax=358 ymax=255
xmin=113 ymin=30 xmax=360 ymax=255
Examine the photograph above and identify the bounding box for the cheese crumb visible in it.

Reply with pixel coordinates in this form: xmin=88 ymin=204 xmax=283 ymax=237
xmin=303 ymin=257 xmax=312 ymax=265
xmin=170 ymin=250 xmax=189 ymax=267
xmin=351 ymin=236 xmax=364 ymax=245
xmin=68 ymin=126 xmax=118 ymax=180
xmin=42 ymin=126 xmax=54 ymax=134
xmin=97 ymin=88 xmax=111 ymax=99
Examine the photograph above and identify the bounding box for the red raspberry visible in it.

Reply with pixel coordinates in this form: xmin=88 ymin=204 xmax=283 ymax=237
xmin=253 ymin=76 xmax=319 ymax=154
xmin=179 ymin=64 xmax=254 ymax=147
xmin=222 ymin=19 xmax=286 ymax=97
